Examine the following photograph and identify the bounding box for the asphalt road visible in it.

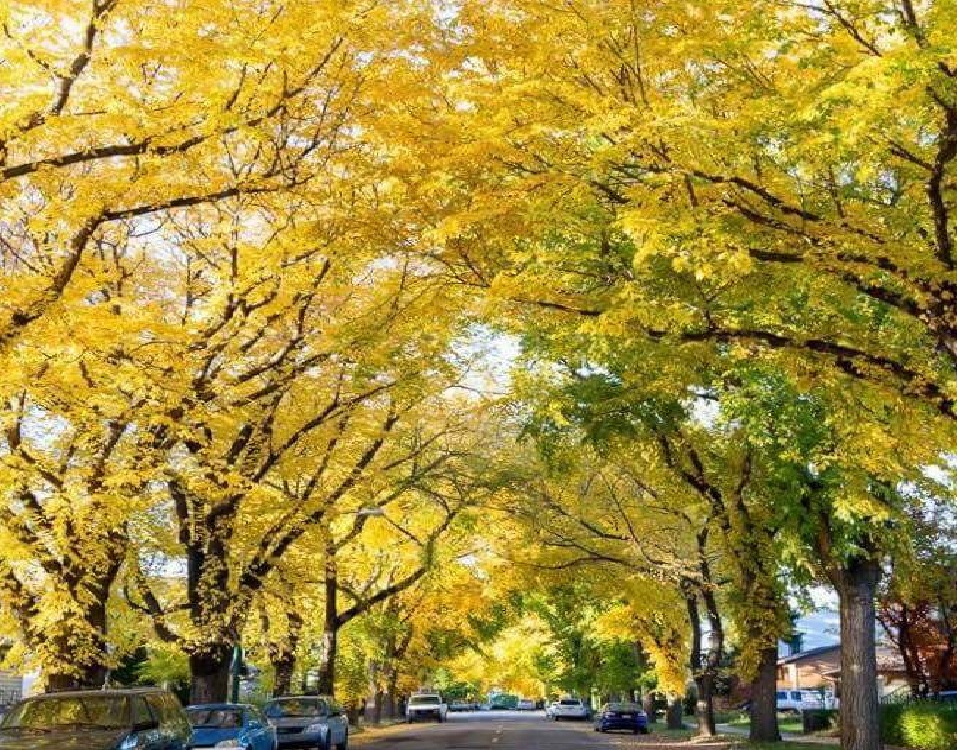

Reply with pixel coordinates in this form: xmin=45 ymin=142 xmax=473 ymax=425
xmin=352 ymin=711 xmax=676 ymax=750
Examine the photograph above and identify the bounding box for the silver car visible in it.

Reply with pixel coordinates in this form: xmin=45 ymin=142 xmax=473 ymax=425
xmin=263 ymin=696 xmax=349 ymax=750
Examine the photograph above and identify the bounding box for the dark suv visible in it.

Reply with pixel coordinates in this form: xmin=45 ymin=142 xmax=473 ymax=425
xmin=0 ymin=687 xmax=192 ymax=749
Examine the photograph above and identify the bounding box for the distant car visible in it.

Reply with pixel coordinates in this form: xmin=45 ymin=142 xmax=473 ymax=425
xmin=516 ymin=699 xmax=536 ymax=711
xmin=551 ymin=697 xmax=589 ymax=721
xmin=187 ymin=703 xmax=276 ymax=749
xmin=263 ymin=696 xmax=349 ymax=750
xmin=0 ymin=688 xmax=192 ymax=749
xmin=544 ymin=702 xmax=558 ymax=719
xmin=448 ymin=701 xmax=474 ymax=712
xmin=406 ymin=693 xmax=447 ymax=723
xmin=594 ymin=702 xmax=649 ymax=735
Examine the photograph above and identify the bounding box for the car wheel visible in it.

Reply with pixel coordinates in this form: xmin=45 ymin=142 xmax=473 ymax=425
xmin=335 ymin=729 xmax=349 ymax=750
xmin=640 ymin=726 xmax=649 ymax=735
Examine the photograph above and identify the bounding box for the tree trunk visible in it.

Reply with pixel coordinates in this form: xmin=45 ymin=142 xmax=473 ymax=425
xmin=273 ymin=652 xmax=295 ymax=697
xmin=666 ymin=694 xmax=684 ymax=730
xmin=316 ymin=539 xmax=339 ymax=696
xmin=643 ymin=692 xmax=656 ymax=724
xmin=836 ymin=555 xmax=882 ymax=750
xmin=749 ymin=645 xmax=781 ymax=743
xmin=694 ymin=674 xmax=716 ymax=737
xmin=190 ymin=644 xmax=233 ymax=704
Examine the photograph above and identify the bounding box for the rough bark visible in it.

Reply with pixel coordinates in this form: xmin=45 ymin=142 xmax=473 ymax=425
xmin=749 ymin=645 xmax=781 ymax=743
xmin=189 ymin=644 xmax=233 ymax=704
xmin=835 ymin=555 xmax=883 ymax=750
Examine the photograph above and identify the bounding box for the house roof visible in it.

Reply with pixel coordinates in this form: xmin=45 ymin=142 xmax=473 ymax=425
xmin=817 ymin=647 xmax=907 ymax=678
xmin=777 ymin=645 xmax=841 ymax=666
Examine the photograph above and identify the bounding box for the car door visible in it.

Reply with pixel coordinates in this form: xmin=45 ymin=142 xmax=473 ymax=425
xmin=328 ymin=701 xmax=347 ymax=744
xmin=247 ymin=707 xmax=274 ymax=750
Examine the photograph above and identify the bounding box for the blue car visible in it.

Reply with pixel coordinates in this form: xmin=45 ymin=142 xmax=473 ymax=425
xmin=594 ymin=702 xmax=649 ymax=735
xmin=187 ymin=703 xmax=277 ymax=750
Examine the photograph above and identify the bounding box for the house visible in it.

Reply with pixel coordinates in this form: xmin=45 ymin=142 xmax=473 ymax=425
xmin=777 ymin=645 xmax=911 ymax=698
xmin=777 ymin=645 xmax=841 ymax=691
xmin=818 ymin=647 xmax=910 ymax=698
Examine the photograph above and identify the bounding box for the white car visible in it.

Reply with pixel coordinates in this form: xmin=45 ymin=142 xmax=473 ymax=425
xmin=775 ymin=690 xmax=836 ymax=712
xmin=551 ymin=697 xmax=589 ymax=721
xmin=407 ymin=693 xmax=448 ymax=722
xmin=517 ymin=699 xmax=536 ymax=711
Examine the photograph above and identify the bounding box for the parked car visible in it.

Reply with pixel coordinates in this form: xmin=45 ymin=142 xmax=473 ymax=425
xmin=516 ymin=699 xmax=536 ymax=711
xmin=594 ymin=702 xmax=649 ymax=735
xmin=775 ymin=690 xmax=836 ymax=713
xmin=406 ymin=693 xmax=447 ymax=723
xmin=551 ymin=697 xmax=590 ymax=721
xmin=448 ymin=701 xmax=473 ymax=712
xmin=188 ymin=703 xmax=276 ymax=750
xmin=263 ymin=696 xmax=348 ymax=750
xmin=0 ymin=687 xmax=192 ymax=749
xmin=544 ymin=702 xmax=558 ymax=719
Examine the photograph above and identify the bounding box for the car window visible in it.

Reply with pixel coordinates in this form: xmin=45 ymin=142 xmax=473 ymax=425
xmin=1 ymin=696 xmax=131 ymax=730
xmin=132 ymin=697 xmax=154 ymax=727
xmin=409 ymin=696 xmax=441 ymax=705
xmin=145 ymin=695 xmax=172 ymax=729
xmin=559 ymin=699 xmax=581 ymax=706
xmin=264 ymin=698 xmax=324 ymax=718
xmin=187 ymin=708 xmax=245 ymax=728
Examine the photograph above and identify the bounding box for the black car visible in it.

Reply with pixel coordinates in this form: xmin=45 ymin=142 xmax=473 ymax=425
xmin=0 ymin=688 xmax=193 ymax=749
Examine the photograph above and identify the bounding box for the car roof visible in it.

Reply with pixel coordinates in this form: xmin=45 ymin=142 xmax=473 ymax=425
xmin=266 ymin=695 xmax=331 ymax=701
xmin=33 ymin=688 xmax=168 ymax=699
xmin=187 ymin=703 xmax=253 ymax=710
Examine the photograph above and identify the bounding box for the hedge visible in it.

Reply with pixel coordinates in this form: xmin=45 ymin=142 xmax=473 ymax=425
xmin=880 ymin=702 xmax=957 ymax=750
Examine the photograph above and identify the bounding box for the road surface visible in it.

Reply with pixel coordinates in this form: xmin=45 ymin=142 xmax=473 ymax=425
xmin=352 ymin=711 xmax=715 ymax=750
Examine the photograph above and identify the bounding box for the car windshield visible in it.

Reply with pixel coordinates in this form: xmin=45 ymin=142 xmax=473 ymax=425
xmin=264 ymin=699 xmax=322 ymax=718
xmin=607 ymin=703 xmax=640 ymax=711
xmin=187 ymin=708 xmax=244 ymax=728
xmin=410 ymin=696 xmax=441 ymax=705
xmin=1 ymin=696 xmax=130 ymax=731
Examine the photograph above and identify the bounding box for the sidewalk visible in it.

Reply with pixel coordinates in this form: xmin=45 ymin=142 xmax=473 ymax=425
xmin=718 ymin=724 xmax=838 ymax=745
xmin=717 ymin=723 xmax=907 ymax=750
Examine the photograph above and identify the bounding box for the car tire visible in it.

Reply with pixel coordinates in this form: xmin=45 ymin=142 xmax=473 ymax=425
xmin=640 ymin=726 xmax=649 ymax=735
xmin=336 ymin=729 xmax=349 ymax=750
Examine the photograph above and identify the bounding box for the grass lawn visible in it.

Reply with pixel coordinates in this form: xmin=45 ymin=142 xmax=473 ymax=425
xmin=726 ymin=717 xmax=805 ymax=734
xmin=648 ymin=726 xmax=696 ymax=740
xmin=729 ymin=744 xmax=824 ymax=750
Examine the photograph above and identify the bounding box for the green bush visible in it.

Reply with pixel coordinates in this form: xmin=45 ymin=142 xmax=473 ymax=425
xmin=880 ymin=702 xmax=957 ymax=750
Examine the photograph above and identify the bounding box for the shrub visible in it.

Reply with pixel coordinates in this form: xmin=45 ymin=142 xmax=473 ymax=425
xmin=802 ymin=709 xmax=839 ymax=733
xmin=880 ymin=702 xmax=957 ymax=750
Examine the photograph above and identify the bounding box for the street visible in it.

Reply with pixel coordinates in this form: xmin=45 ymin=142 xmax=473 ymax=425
xmin=352 ymin=712 xmax=728 ymax=750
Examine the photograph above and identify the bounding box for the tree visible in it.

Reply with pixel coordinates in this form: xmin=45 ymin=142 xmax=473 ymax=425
xmin=0 ymin=0 xmax=395 ymax=351
xmin=879 ymin=501 xmax=957 ymax=695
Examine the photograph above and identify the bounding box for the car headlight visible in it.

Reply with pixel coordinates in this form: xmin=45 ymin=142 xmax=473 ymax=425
xmin=305 ymin=722 xmax=326 ymax=734
xmin=118 ymin=736 xmax=142 ymax=750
